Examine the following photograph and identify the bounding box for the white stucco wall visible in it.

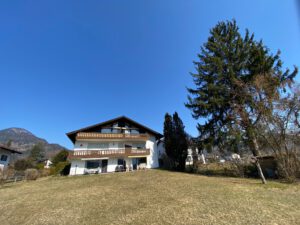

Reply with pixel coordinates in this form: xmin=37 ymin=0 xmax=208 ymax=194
xmin=69 ymin=160 xmax=86 ymax=175
xmin=69 ymin=133 xmax=161 ymax=175
xmin=0 ymin=149 xmax=12 ymax=169
xmin=107 ymin=158 xmax=118 ymax=172
xmin=146 ymin=135 xmax=159 ymax=168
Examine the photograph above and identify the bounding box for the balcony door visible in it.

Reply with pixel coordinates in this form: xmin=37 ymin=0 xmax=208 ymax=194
xmin=132 ymin=158 xmax=138 ymax=170
xmin=101 ymin=159 xmax=108 ymax=173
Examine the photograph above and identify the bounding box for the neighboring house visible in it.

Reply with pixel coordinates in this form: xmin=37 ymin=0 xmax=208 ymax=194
xmin=186 ymin=148 xmax=206 ymax=165
xmin=42 ymin=159 xmax=53 ymax=169
xmin=66 ymin=116 xmax=163 ymax=175
xmin=156 ymin=138 xmax=206 ymax=165
xmin=0 ymin=144 xmax=22 ymax=170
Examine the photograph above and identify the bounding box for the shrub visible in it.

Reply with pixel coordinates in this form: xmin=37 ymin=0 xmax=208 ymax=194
xmin=39 ymin=169 xmax=51 ymax=177
xmin=25 ymin=169 xmax=39 ymax=180
xmin=194 ymin=161 xmax=257 ymax=178
xmin=52 ymin=150 xmax=69 ymax=166
xmin=243 ymin=163 xmax=258 ymax=178
xmin=36 ymin=163 xmax=45 ymax=170
xmin=14 ymin=159 xmax=34 ymax=171
xmin=0 ymin=168 xmax=7 ymax=186
xmin=276 ymin=153 xmax=300 ymax=183
xmin=159 ymin=154 xmax=175 ymax=170
xmin=50 ymin=162 xmax=71 ymax=176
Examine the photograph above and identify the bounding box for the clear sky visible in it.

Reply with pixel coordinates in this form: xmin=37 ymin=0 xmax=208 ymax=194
xmin=0 ymin=0 xmax=299 ymax=149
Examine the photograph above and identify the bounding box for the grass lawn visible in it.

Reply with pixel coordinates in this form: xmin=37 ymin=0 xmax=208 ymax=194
xmin=0 ymin=170 xmax=299 ymax=225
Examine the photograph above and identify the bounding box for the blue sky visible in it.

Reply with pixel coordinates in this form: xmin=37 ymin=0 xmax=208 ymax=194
xmin=0 ymin=0 xmax=299 ymax=149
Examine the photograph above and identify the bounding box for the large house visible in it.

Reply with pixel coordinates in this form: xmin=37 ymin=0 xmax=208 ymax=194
xmin=0 ymin=144 xmax=22 ymax=170
xmin=66 ymin=116 xmax=163 ymax=175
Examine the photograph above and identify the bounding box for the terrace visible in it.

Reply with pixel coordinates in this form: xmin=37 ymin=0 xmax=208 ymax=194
xmin=68 ymin=148 xmax=150 ymax=159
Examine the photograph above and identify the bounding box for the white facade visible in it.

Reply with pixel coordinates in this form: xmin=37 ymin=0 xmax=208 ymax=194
xmin=44 ymin=159 xmax=53 ymax=169
xmin=67 ymin=117 xmax=163 ymax=175
xmin=0 ymin=146 xmax=21 ymax=170
xmin=0 ymin=149 xmax=12 ymax=170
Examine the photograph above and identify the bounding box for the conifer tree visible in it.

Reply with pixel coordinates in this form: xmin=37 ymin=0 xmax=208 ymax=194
xmin=173 ymin=112 xmax=188 ymax=171
xmin=186 ymin=20 xmax=297 ymax=184
xmin=163 ymin=113 xmax=175 ymax=162
xmin=163 ymin=112 xmax=188 ymax=171
xmin=30 ymin=143 xmax=45 ymax=163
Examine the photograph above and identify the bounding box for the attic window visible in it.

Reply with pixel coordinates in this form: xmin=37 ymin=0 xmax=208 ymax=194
xmin=118 ymin=121 xmax=125 ymax=127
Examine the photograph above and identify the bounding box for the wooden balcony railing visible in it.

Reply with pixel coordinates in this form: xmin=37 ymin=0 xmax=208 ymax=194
xmin=76 ymin=132 xmax=149 ymax=140
xmin=68 ymin=148 xmax=150 ymax=159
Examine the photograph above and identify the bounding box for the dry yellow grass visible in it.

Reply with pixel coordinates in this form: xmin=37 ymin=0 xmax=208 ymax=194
xmin=0 ymin=170 xmax=299 ymax=225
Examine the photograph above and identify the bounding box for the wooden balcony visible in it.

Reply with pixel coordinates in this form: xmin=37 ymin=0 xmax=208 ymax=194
xmin=76 ymin=132 xmax=149 ymax=140
xmin=68 ymin=148 xmax=150 ymax=159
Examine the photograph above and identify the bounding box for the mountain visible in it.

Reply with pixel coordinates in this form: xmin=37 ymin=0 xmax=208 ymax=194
xmin=0 ymin=128 xmax=67 ymax=158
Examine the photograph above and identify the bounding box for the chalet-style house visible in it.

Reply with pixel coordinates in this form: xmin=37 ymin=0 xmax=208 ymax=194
xmin=0 ymin=144 xmax=22 ymax=170
xmin=66 ymin=116 xmax=163 ymax=175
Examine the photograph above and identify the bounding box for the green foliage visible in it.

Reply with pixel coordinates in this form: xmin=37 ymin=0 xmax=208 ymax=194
xmin=14 ymin=159 xmax=34 ymax=171
xmin=163 ymin=112 xmax=188 ymax=171
xmin=163 ymin=113 xmax=175 ymax=161
xmin=35 ymin=163 xmax=45 ymax=170
xmin=186 ymin=19 xmax=297 ymax=156
xmin=51 ymin=150 xmax=69 ymax=166
xmin=50 ymin=162 xmax=71 ymax=176
xmin=29 ymin=143 xmax=45 ymax=162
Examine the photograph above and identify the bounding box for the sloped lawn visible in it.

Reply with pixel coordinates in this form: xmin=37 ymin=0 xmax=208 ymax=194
xmin=0 ymin=170 xmax=299 ymax=225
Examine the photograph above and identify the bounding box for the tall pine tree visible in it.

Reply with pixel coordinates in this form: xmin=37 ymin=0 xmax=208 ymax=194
xmin=186 ymin=20 xmax=297 ymax=184
xmin=163 ymin=113 xmax=175 ymax=162
xmin=173 ymin=112 xmax=188 ymax=171
xmin=30 ymin=143 xmax=45 ymax=163
xmin=163 ymin=112 xmax=188 ymax=171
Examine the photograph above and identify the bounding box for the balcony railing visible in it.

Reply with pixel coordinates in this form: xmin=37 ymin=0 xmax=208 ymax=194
xmin=68 ymin=148 xmax=150 ymax=159
xmin=76 ymin=132 xmax=149 ymax=140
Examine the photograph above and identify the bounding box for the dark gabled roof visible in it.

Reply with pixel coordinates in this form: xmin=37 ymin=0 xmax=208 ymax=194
xmin=0 ymin=144 xmax=22 ymax=154
xmin=66 ymin=116 xmax=163 ymax=143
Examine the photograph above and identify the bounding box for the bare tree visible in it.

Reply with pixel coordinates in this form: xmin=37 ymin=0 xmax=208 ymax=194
xmin=257 ymin=86 xmax=300 ymax=182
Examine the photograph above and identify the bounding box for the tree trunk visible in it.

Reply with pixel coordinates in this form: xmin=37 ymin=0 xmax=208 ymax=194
xmin=255 ymin=159 xmax=267 ymax=184
xmin=245 ymin=125 xmax=267 ymax=184
xmin=252 ymin=137 xmax=267 ymax=184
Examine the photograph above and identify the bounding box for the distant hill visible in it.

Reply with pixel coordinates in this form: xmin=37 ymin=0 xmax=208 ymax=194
xmin=0 ymin=128 xmax=68 ymax=158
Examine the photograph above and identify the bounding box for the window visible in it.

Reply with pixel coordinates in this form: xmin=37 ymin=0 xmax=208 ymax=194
xmin=88 ymin=143 xmax=109 ymax=149
xmin=118 ymin=121 xmax=125 ymax=127
xmin=0 ymin=155 xmax=8 ymax=161
xmin=133 ymin=142 xmax=145 ymax=149
xmin=86 ymin=161 xmax=100 ymax=169
xmin=138 ymin=157 xmax=147 ymax=164
xmin=118 ymin=142 xmax=125 ymax=148
xmin=131 ymin=129 xmax=139 ymax=134
xmin=117 ymin=159 xmax=125 ymax=166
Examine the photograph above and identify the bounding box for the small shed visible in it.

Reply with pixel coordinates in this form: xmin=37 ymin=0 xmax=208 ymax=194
xmin=257 ymin=155 xmax=277 ymax=178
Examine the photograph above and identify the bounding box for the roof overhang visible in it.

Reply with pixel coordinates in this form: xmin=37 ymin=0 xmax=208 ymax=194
xmin=66 ymin=116 xmax=163 ymax=144
xmin=0 ymin=145 xmax=22 ymax=154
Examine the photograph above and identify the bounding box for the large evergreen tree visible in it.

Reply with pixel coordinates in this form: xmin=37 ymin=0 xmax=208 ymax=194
xmin=173 ymin=112 xmax=188 ymax=171
xmin=163 ymin=113 xmax=175 ymax=162
xmin=163 ymin=112 xmax=188 ymax=171
xmin=29 ymin=143 xmax=45 ymax=163
xmin=186 ymin=20 xmax=297 ymax=184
